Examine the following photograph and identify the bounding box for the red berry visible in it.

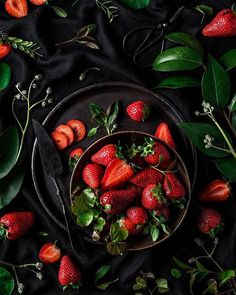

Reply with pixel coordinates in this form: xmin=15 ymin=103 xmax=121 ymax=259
xmin=69 ymin=148 xmax=84 ymax=159
xmin=30 ymin=0 xmax=47 ymax=5
xmin=162 ymin=173 xmax=185 ymax=200
xmin=51 ymin=131 xmax=69 ymax=150
xmin=126 ymin=100 xmax=150 ymax=122
xmin=126 ymin=206 xmax=147 ymax=225
xmin=154 ymin=122 xmax=176 ymax=150
xmin=82 ymin=163 xmax=103 ymax=189
xmin=5 ymin=0 xmax=28 ymax=18
xmin=130 ymin=167 xmax=164 ymax=188
xmin=67 ymin=120 xmax=86 ymax=142
xmin=0 ymin=44 xmax=12 ymax=60
xmin=55 ymin=124 xmax=74 ymax=146
xmin=141 ymin=184 xmax=165 ymax=210
xmin=198 ymin=180 xmax=231 ymax=202
xmin=58 ymin=255 xmax=81 ymax=288
xmin=142 ymin=139 xmax=171 ymax=166
xmin=39 ymin=242 xmax=61 ymax=264
xmin=153 ymin=206 xmax=170 ymax=219
xmin=121 ymin=217 xmax=141 ymax=236
xmin=91 ymin=144 xmax=117 ymax=166
xmin=197 ymin=208 xmax=222 ymax=237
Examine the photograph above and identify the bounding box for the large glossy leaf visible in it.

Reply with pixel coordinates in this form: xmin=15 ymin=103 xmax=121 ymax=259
xmin=0 ymin=63 xmax=11 ymax=91
xmin=153 ymin=47 xmax=202 ymax=72
xmin=0 ymin=127 xmax=19 ymax=179
xmin=216 ymin=158 xmax=236 ymax=181
xmin=155 ymin=76 xmax=200 ymax=89
xmin=0 ymin=166 xmax=25 ymax=209
xmin=179 ymin=122 xmax=228 ymax=158
xmin=165 ymin=32 xmax=203 ymax=56
xmin=202 ymin=55 xmax=231 ymax=109
xmin=121 ymin=0 xmax=150 ymax=9
xmin=219 ymin=49 xmax=236 ymax=71
xmin=0 ymin=267 xmax=14 ymax=295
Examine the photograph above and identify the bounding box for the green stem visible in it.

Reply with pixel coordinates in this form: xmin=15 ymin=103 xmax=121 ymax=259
xmin=11 ymin=98 xmax=24 ymax=133
xmin=211 ymin=144 xmax=232 ymax=154
xmin=223 ymin=110 xmax=236 ymax=138
xmin=200 ymin=243 xmax=223 ymax=271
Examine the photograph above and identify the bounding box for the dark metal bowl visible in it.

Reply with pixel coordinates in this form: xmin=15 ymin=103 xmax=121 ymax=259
xmin=70 ymin=131 xmax=191 ymax=251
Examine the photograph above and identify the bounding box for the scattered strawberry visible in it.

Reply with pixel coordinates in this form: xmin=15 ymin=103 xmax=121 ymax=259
xmin=202 ymin=9 xmax=236 ymax=37
xmin=82 ymin=163 xmax=103 ymax=189
xmin=51 ymin=131 xmax=69 ymax=150
xmin=91 ymin=144 xmax=117 ymax=166
xmin=0 ymin=212 xmax=35 ymax=240
xmin=55 ymin=124 xmax=74 ymax=146
xmin=101 ymin=158 xmax=134 ymax=190
xmin=141 ymin=184 xmax=166 ymax=210
xmin=130 ymin=167 xmax=164 ymax=188
xmin=70 ymin=147 xmax=84 ymax=159
xmin=197 ymin=208 xmax=223 ymax=237
xmin=121 ymin=217 xmax=141 ymax=235
xmin=30 ymin=0 xmax=47 ymax=5
xmin=100 ymin=186 xmax=137 ymax=214
xmin=5 ymin=0 xmax=28 ymax=18
xmin=198 ymin=179 xmax=231 ymax=202
xmin=154 ymin=122 xmax=176 ymax=150
xmin=126 ymin=206 xmax=147 ymax=225
xmin=67 ymin=119 xmax=86 ymax=142
xmin=162 ymin=172 xmax=185 ymax=200
xmin=0 ymin=44 xmax=12 ymax=60
xmin=58 ymin=255 xmax=81 ymax=288
xmin=126 ymin=100 xmax=150 ymax=122
xmin=39 ymin=242 xmax=61 ymax=264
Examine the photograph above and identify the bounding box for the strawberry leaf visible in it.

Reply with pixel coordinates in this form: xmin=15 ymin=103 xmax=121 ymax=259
xmin=96 ymin=278 xmax=119 ymax=290
xmin=110 ymin=222 xmax=128 ymax=242
xmin=88 ymin=126 xmax=99 ymax=137
xmin=194 ymin=5 xmax=213 ymax=16
xmin=173 ymin=257 xmax=195 ymax=270
xmin=0 ymin=63 xmax=11 ymax=91
xmin=49 ymin=6 xmax=68 ymax=18
xmin=95 ymin=265 xmax=110 ymax=283
xmin=93 ymin=217 xmax=106 ymax=233
xmin=219 ymin=49 xmax=236 ymax=71
xmin=218 ymin=269 xmax=236 ymax=286
xmin=170 ymin=268 xmax=182 ymax=278
xmin=76 ymin=210 xmax=94 ymax=227
xmin=215 ymin=158 xmax=236 ymax=181
xmin=0 ymin=267 xmax=14 ymax=295
xmin=106 ymin=241 xmax=126 ymax=255
xmin=155 ymin=76 xmax=200 ymax=89
xmin=150 ymin=225 xmax=159 ymax=242
xmin=156 ymin=278 xmax=169 ymax=293
xmin=121 ymin=0 xmax=150 ymax=9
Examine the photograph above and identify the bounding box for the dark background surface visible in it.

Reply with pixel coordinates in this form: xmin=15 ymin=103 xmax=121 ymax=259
xmin=0 ymin=0 xmax=236 ymax=294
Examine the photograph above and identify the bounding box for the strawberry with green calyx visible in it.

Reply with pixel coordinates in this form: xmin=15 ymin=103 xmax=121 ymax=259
xmin=100 ymin=186 xmax=137 ymax=214
xmin=202 ymin=8 xmax=236 ymax=37
xmin=154 ymin=122 xmax=176 ymax=150
xmin=124 ymin=143 xmax=146 ymax=168
xmin=126 ymin=206 xmax=147 ymax=225
xmin=198 ymin=179 xmax=231 ymax=202
xmin=82 ymin=163 xmax=103 ymax=189
xmin=0 ymin=211 xmax=35 ymax=240
xmin=126 ymin=100 xmax=150 ymax=122
xmin=91 ymin=144 xmax=117 ymax=166
xmin=140 ymin=137 xmax=172 ymax=167
xmin=141 ymin=183 xmax=167 ymax=210
xmin=162 ymin=172 xmax=185 ymax=200
xmin=197 ymin=208 xmax=223 ymax=238
xmin=69 ymin=147 xmax=84 ymax=171
xmin=121 ymin=217 xmax=142 ymax=236
xmin=153 ymin=206 xmax=170 ymax=220
xmin=39 ymin=242 xmax=61 ymax=264
xmin=58 ymin=255 xmax=82 ymax=290
xmin=130 ymin=167 xmax=164 ymax=188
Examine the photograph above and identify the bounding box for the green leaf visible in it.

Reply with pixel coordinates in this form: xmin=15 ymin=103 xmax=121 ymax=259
xmin=0 ymin=127 xmax=19 ymax=179
xmin=96 ymin=278 xmax=119 ymax=290
xmin=202 ymin=55 xmax=231 ymax=109
xmin=190 ymin=272 xmax=197 ymax=295
xmin=218 ymin=269 xmax=236 ymax=286
xmin=0 ymin=267 xmax=14 ymax=295
xmin=180 ymin=122 xmax=228 ymax=158
xmin=76 ymin=211 xmax=93 ymax=227
xmin=0 ymin=63 xmax=11 ymax=91
xmin=93 ymin=217 xmax=106 ymax=233
xmin=121 ymin=0 xmax=150 ymax=9
xmin=155 ymin=76 xmax=200 ymax=89
xmin=196 ymin=260 xmax=210 ymax=273
xmin=106 ymin=241 xmax=126 ymax=255
xmin=88 ymin=126 xmax=99 ymax=137
xmin=194 ymin=5 xmax=213 ymax=15
xmin=229 ymin=93 xmax=236 ymax=112
xmin=95 ymin=265 xmax=110 ymax=283
xmin=216 ymin=158 xmax=236 ymax=181
xmin=153 ymin=46 xmax=203 ymax=72
xmin=107 ymin=100 xmax=119 ymax=126
xmin=173 ymin=257 xmax=194 ymax=270
xmin=171 ymin=268 xmax=182 ymax=278
xmin=110 ymin=222 xmax=128 ymax=242
xmin=0 ymin=166 xmax=25 ymax=209
xmin=71 ymin=188 xmax=97 ymax=215
xmin=156 ymin=278 xmax=169 ymax=293
xmin=165 ymin=32 xmax=203 ymax=56
xmin=206 ymin=279 xmax=218 ymax=294
xmin=150 ymin=225 xmax=159 ymax=242
xmin=50 ymin=6 xmax=68 ymax=17
xmin=219 ymin=49 xmax=236 ymax=71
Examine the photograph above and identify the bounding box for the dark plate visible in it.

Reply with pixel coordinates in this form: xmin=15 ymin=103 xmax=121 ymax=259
xmin=31 ymin=82 xmax=197 ymax=231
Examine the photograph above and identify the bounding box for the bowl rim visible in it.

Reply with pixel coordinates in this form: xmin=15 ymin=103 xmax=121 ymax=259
xmin=69 ymin=130 xmax=192 ymax=251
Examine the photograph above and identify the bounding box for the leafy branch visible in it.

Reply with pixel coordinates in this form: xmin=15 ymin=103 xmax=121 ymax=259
xmin=96 ymin=0 xmax=119 ymax=23
xmin=95 ymin=265 xmax=119 ymax=290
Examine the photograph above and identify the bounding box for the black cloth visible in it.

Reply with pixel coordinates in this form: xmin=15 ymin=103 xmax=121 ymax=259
xmin=0 ymin=0 xmax=236 ymax=294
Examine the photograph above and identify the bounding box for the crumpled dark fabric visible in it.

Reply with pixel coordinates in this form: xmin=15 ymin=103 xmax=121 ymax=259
xmin=0 ymin=0 xmax=235 ymax=294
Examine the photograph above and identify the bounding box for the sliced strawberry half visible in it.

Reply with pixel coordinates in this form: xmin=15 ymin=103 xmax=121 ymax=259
xmin=5 ymin=0 xmax=28 ymax=18
xmin=55 ymin=124 xmax=74 ymax=145
xmin=39 ymin=242 xmax=61 ymax=264
xmin=30 ymin=0 xmax=47 ymax=5
xmin=51 ymin=131 xmax=69 ymax=150
xmin=67 ymin=119 xmax=86 ymax=142
xmin=154 ymin=122 xmax=176 ymax=150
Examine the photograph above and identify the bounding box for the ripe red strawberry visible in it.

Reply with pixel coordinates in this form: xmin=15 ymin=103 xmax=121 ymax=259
xmin=58 ymin=255 xmax=81 ymax=288
xmin=153 ymin=206 xmax=170 ymax=219
xmin=30 ymin=0 xmax=47 ymax=5
xmin=39 ymin=242 xmax=61 ymax=264
xmin=70 ymin=147 xmax=84 ymax=159
xmin=197 ymin=208 xmax=223 ymax=237
xmin=130 ymin=167 xmax=164 ymax=188
xmin=198 ymin=179 xmax=231 ymax=202
xmin=126 ymin=206 xmax=147 ymax=225
xmin=91 ymin=144 xmax=117 ymax=166
xmin=141 ymin=138 xmax=171 ymax=166
xmin=82 ymin=163 xmax=103 ymax=189
xmin=202 ymin=9 xmax=236 ymax=37
xmin=121 ymin=217 xmax=141 ymax=235
xmin=162 ymin=173 xmax=185 ymax=200
xmin=126 ymin=100 xmax=150 ymax=122
xmin=67 ymin=120 xmax=86 ymax=142
xmin=55 ymin=124 xmax=74 ymax=145
xmin=100 ymin=186 xmax=137 ymax=214
xmin=101 ymin=158 xmax=134 ymax=190
xmin=5 ymin=0 xmax=28 ymax=18
xmin=51 ymin=131 xmax=69 ymax=150
xmin=154 ymin=122 xmax=176 ymax=150
xmin=141 ymin=184 xmax=166 ymax=210
xmin=0 ymin=44 xmax=12 ymax=60
xmin=0 ymin=212 xmax=35 ymax=240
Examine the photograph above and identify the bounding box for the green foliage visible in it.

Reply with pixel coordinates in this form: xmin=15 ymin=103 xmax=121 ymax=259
xmin=121 ymin=0 xmax=150 ymax=9
xmin=49 ymin=6 xmax=68 ymax=17
xmin=155 ymin=76 xmax=200 ymax=89
xmin=215 ymin=158 xmax=236 ymax=181
xmin=0 ymin=63 xmax=11 ymax=91
xmin=0 ymin=267 xmax=14 ymax=295
xmin=96 ymin=0 xmax=119 ymax=23
xmin=219 ymin=48 xmax=236 ymax=71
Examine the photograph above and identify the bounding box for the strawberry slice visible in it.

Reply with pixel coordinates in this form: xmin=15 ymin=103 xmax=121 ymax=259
xmin=55 ymin=124 xmax=74 ymax=145
xmin=51 ymin=131 xmax=69 ymax=150
xmin=5 ymin=0 xmax=28 ymax=18
xmin=154 ymin=122 xmax=176 ymax=150
xmin=39 ymin=242 xmax=61 ymax=264
xmin=30 ymin=0 xmax=47 ymax=5
xmin=67 ymin=120 xmax=86 ymax=142
xmin=101 ymin=158 xmax=134 ymax=190
xmin=0 ymin=44 xmax=12 ymax=60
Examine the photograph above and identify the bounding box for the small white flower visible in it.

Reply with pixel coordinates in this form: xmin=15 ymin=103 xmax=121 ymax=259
xmin=36 ymin=262 xmax=43 ymax=270
xmin=17 ymin=283 xmax=25 ymax=294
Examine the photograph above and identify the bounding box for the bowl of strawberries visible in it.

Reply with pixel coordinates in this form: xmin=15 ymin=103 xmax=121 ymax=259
xmin=69 ymin=131 xmax=191 ymax=255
